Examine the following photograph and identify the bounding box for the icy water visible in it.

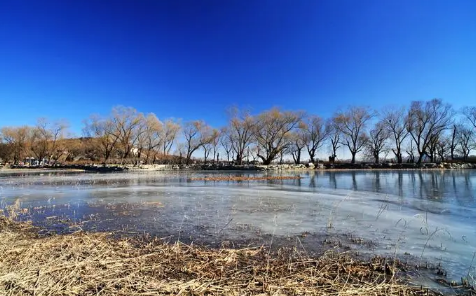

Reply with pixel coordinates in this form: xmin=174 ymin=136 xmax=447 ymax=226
xmin=1 ymin=170 xmax=475 ymax=286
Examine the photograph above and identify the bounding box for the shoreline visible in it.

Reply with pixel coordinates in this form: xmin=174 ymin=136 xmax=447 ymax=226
xmin=1 ymin=161 xmax=476 ymax=174
xmin=1 ymin=216 xmax=467 ymax=296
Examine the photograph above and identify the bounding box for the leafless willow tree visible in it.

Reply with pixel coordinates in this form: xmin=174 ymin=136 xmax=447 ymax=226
xmin=183 ymin=120 xmax=209 ymax=165
xmin=83 ymin=115 xmax=118 ymax=164
xmin=253 ymin=108 xmax=303 ymax=165
xmin=463 ymin=106 xmax=476 ymax=130
xmin=160 ymin=119 xmax=181 ymax=158
xmin=0 ymin=126 xmax=32 ymax=164
xmin=202 ymin=128 xmax=220 ymax=164
xmin=333 ymin=106 xmax=373 ymax=164
xmin=434 ymin=135 xmax=450 ymax=162
xmin=328 ymin=121 xmax=341 ymax=162
xmin=30 ymin=122 xmax=49 ymax=163
xmin=110 ymin=106 xmax=145 ymax=163
xmin=448 ymin=124 xmax=458 ymax=160
xmin=382 ymin=107 xmax=408 ymax=163
xmin=405 ymin=99 xmax=453 ymax=164
xmin=456 ymin=124 xmax=474 ymax=160
xmin=0 ymin=141 xmax=13 ymax=163
xmin=300 ymin=115 xmax=330 ymax=163
xmin=138 ymin=113 xmax=162 ymax=164
xmin=405 ymin=141 xmax=416 ymax=163
xmin=48 ymin=120 xmax=69 ymax=164
xmin=210 ymin=129 xmax=221 ymax=163
xmin=365 ymin=121 xmax=390 ymax=164
xmin=219 ymin=128 xmax=233 ymax=162
xmin=29 ymin=118 xmax=69 ymax=164
xmin=288 ymin=130 xmax=305 ymax=164
xmin=224 ymin=107 xmax=255 ymax=165
xmin=248 ymin=145 xmax=259 ymax=162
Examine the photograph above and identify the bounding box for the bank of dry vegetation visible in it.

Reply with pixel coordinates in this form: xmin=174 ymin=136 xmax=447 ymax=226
xmin=0 ymin=216 xmax=446 ymax=296
xmin=189 ymin=175 xmax=303 ymax=182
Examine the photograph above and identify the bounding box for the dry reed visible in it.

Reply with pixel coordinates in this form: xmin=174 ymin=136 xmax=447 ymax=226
xmin=0 ymin=215 xmax=446 ymax=296
xmin=3 ymin=172 xmax=474 ymax=295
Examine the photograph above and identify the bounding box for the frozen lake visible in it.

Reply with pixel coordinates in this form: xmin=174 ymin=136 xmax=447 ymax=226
xmin=1 ymin=169 xmax=475 ymax=286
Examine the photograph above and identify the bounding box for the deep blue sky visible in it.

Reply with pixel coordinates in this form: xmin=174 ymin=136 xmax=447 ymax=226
xmin=1 ymin=0 xmax=475 ymax=134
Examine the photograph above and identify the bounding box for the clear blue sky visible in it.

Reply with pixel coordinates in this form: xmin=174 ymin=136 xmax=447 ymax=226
xmin=1 ymin=0 xmax=475 ymax=135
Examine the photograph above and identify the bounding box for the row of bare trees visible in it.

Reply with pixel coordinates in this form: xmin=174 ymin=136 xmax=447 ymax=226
xmin=82 ymin=106 xmax=181 ymax=164
xmin=0 ymin=119 xmax=69 ymax=165
xmin=1 ymin=99 xmax=476 ymax=166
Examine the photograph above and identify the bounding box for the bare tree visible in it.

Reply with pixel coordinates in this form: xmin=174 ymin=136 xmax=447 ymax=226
xmin=201 ymin=128 xmax=220 ymax=164
xmin=210 ymin=129 xmax=221 ymax=163
xmin=435 ymin=135 xmax=450 ymax=162
xmin=220 ymin=128 xmax=233 ymax=162
xmin=382 ymin=107 xmax=409 ymax=163
xmin=174 ymin=142 xmax=186 ymax=164
xmin=160 ymin=119 xmax=181 ymax=158
xmin=300 ymin=115 xmax=330 ymax=163
xmin=456 ymin=124 xmax=474 ymax=160
xmin=0 ymin=126 xmax=32 ymax=164
xmin=0 ymin=141 xmax=13 ymax=163
xmin=48 ymin=120 xmax=69 ymax=164
xmin=83 ymin=115 xmax=119 ymax=165
xmin=328 ymin=121 xmax=341 ymax=163
xmin=253 ymin=108 xmax=303 ymax=165
xmin=29 ymin=118 xmax=69 ymax=165
xmin=138 ymin=113 xmax=163 ymax=164
xmin=287 ymin=131 xmax=305 ymax=164
xmin=427 ymin=133 xmax=439 ymax=162
xmin=182 ymin=120 xmax=208 ymax=165
xmin=405 ymin=99 xmax=453 ymax=164
xmin=333 ymin=106 xmax=373 ymax=164
xmin=248 ymin=145 xmax=259 ymax=163
xmin=430 ymin=132 xmax=453 ymax=162
xmin=448 ymin=124 xmax=458 ymax=160
xmin=278 ymin=145 xmax=288 ymax=164
xmin=365 ymin=121 xmax=390 ymax=164
xmin=463 ymin=106 xmax=476 ymax=130
xmin=226 ymin=107 xmax=255 ymax=165
xmin=110 ymin=106 xmax=145 ymax=163
xmin=405 ymin=140 xmax=416 ymax=163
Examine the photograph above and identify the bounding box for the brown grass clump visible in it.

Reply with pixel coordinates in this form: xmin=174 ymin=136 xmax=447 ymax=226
xmin=190 ymin=175 xmax=302 ymax=182
xmin=0 ymin=216 xmax=441 ymax=296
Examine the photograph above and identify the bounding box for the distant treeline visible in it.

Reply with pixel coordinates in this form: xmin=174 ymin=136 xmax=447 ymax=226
xmin=1 ymin=99 xmax=475 ymax=166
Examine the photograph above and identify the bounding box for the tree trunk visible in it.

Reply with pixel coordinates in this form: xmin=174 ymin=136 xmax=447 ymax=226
xmin=292 ymin=150 xmax=301 ymax=164
xmin=393 ymin=149 xmax=403 ymax=164
xmin=417 ymin=153 xmax=424 ymax=164
xmin=236 ymin=153 xmax=243 ymax=165
xmin=258 ymin=154 xmax=273 ymax=165
xmin=374 ymin=153 xmax=380 ymax=164
xmin=308 ymin=149 xmax=315 ymax=163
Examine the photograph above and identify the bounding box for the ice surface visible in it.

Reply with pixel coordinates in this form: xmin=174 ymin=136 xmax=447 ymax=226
xmin=1 ymin=170 xmax=475 ymax=284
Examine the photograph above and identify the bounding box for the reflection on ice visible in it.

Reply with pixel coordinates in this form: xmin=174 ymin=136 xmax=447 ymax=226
xmin=0 ymin=170 xmax=475 ymax=285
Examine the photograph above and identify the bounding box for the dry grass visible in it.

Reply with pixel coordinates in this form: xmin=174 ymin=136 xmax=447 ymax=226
xmin=0 ymin=216 xmax=444 ymax=296
xmin=190 ymin=175 xmax=302 ymax=182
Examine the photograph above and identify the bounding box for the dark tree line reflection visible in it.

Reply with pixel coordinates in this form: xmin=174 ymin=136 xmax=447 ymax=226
xmin=306 ymin=170 xmax=475 ymax=208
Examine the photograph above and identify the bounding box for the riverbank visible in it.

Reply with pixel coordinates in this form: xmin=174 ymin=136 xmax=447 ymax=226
xmin=0 ymin=216 xmax=451 ymax=296
xmin=2 ymin=161 xmax=475 ymax=174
